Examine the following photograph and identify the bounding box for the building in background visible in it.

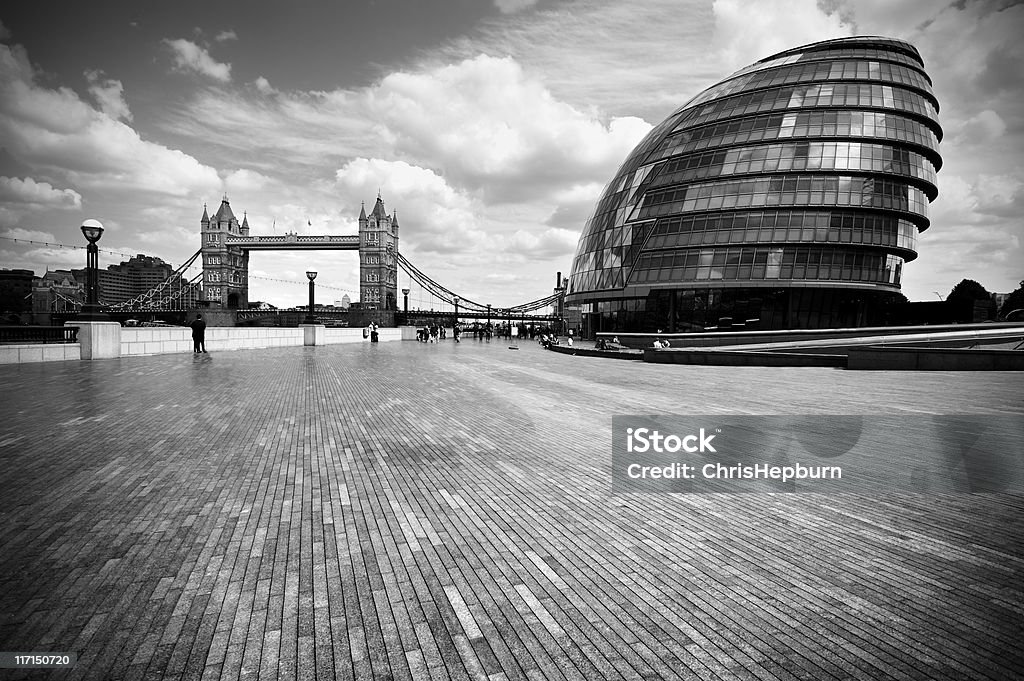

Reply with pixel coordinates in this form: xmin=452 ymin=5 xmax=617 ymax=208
xmin=72 ymin=254 xmax=175 ymax=306
xmin=0 ymin=268 xmax=35 ymax=322
xmin=31 ymin=270 xmax=83 ymax=324
xmin=566 ymin=36 xmax=941 ymax=334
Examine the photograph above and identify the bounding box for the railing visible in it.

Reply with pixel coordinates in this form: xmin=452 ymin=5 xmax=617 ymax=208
xmin=0 ymin=326 xmax=79 ymax=344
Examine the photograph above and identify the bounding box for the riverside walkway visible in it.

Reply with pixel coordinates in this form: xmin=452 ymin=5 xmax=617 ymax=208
xmin=1 ymin=340 xmax=1022 ymax=680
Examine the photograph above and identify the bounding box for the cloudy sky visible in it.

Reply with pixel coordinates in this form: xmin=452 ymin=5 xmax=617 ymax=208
xmin=0 ymin=0 xmax=1021 ymax=308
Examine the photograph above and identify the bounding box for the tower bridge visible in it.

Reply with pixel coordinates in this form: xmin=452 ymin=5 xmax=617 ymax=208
xmin=94 ymin=191 xmax=566 ymax=324
xmin=201 ymin=192 xmax=398 ymax=311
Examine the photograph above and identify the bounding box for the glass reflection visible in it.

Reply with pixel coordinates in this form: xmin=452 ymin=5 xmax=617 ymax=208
xmin=639 ymin=176 xmax=929 ymax=222
xmin=632 ymin=247 xmax=904 ymax=286
xmin=654 ymin=111 xmax=940 ymax=163
xmin=683 ymin=82 xmax=939 ymax=131
xmin=645 ymin=211 xmax=918 ymax=253
xmin=646 ymin=142 xmax=937 ymax=192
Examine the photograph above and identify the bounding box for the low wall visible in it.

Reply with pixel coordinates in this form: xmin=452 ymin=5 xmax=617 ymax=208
xmin=547 ymin=345 xmax=642 ymax=360
xmin=2 ymin=324 xmax=417 ymax=364
xmin=122 ymin=326 xmax=311 ymax=356
xmin=0 ymin=343 xmax=81 ymax=364
xmin=644 ymin=348 xmax=846 ymax=368
xmin=123 ymin=325 xmax=408 ymax=356
xmin=847 ymin=346 xmax=1024 ymax=371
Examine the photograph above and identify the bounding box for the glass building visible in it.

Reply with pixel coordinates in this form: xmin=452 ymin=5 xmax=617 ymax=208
xmin=566 ymin=37 xmax=941 ymax=334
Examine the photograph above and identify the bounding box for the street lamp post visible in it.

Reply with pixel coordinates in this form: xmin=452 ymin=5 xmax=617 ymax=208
xmin=79 ymin=219 xmax=106 ymax=320
xmin=402 ymin=288 xmax=410 ymax=315
xmin=305 ymin=271 xmax=317 ymax=324
xmin=453 ymin=296 xmax=459 ymax=326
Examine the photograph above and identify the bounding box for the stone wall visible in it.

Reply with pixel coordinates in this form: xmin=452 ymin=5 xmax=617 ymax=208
xmin=0 ymin=343 xmax=81 ymax=364
xmin=1 ymin=324 xmax=417 ymax=364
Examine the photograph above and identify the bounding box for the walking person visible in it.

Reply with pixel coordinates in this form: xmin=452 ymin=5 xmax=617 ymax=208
xmin=190 ymin=314 xmax=207 ymax=353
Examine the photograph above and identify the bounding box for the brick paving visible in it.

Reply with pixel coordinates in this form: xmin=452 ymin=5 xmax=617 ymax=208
xmin=1 ymin=340 xmax=1022 ymax=680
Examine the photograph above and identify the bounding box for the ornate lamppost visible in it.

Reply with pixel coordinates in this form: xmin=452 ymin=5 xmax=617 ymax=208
xmin=402 ymin=288 xmax=410 ymax=315
xmin=305 ymin=271 xmax=317 ymax=323
xmin=453 ymin=295 xmax=459 ymax=327
xmin=79 ymin=219 xmax=106 ymax=320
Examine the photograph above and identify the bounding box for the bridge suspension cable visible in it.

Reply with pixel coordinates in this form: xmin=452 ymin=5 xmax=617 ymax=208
xmin=107 ymin=250 xmax=203 ymax=311
xmin=395 ymin=252 xmax=564 ymax=316
xmin=395 ymin=252 xmax=489 ymax=312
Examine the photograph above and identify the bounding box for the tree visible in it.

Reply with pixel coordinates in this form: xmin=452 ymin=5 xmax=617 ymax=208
xmin=946 ymin=279 xmax=992 ymax=303
xmin=999 ymin=280 xmax=1024 ymax=319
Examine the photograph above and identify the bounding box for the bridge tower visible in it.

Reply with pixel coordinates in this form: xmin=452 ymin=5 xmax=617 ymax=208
xmin=200 ymin=196 xmax=250 ymax=308
xmin=358 ymin=193 xmax=399 ymax=310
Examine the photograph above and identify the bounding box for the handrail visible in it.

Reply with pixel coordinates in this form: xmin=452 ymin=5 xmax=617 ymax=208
xmin=0 ymin=326 xmax=79 ymax=344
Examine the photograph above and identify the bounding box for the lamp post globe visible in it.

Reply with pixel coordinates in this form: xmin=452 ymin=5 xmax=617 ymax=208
xmin=79 ymin=219 xmax=107 ymax=319
xmin=305 ymin=271 xmax=317 ymax=324
xmin=81 ymin=219 xmax=104 ymax=244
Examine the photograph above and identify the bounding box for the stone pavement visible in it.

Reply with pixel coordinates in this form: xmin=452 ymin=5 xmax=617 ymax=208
xmin=1 ymin=339 xmax=1022 ymax=680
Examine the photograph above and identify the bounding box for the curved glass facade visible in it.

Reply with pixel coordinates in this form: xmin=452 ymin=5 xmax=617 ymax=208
xmin=567 ymin=36 xmax=941 ymax=333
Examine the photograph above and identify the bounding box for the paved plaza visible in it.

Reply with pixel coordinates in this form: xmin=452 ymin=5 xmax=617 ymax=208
xmin=1 ymin=339 xmax=1022 ymax=680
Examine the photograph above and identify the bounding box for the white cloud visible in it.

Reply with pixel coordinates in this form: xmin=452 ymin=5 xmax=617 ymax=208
xmin=1 ymin=227 xmax=59 ymax=242
xmin=224 ymin=168 xmax=272 ymax=193
xmin=215 ymin=30 xmax=238 ymax=42
xmin=368 ymin=54 xmax=652 ymax=201
xmin=84 ymin=69 xmax=132 ymax=122
xmin=335 ymin=158 xmax=486 ymax=254
xmin=253 ymin=76 xmax=277 ymax=95
xmin=711 ymin=0 xmax=851 ymax=72
xmin=500 ymin=227 xmax=578 ymax=259
xmin=0 ymin=176 xmax=81 ymax=208
xmin=971 ymin=174 xmax=1024 ymax=219
xmin=438 ymin=1 xmax=720 ymax=122
xmin=0 ymin=42 xmax=220 ymax=197
xmin=951 ymin=109 xmax=1007 ymax=146
xmin=163 ymin=38 xmax=232 ymax=82
xmin=495 ymin=0 xmax=539 ymax=14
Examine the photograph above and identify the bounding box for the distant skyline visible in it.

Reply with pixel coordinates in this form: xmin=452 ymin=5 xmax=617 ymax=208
xmin=1 ymin=0 xmax=1022 ymax=307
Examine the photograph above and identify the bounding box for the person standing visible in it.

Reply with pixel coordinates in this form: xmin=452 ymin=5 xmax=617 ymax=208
xmin=190 ymin=314 xmax=207 ymax=353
